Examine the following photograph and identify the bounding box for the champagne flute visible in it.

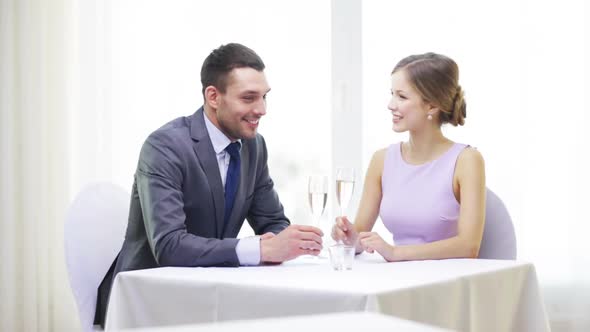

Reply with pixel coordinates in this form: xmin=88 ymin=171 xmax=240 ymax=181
xmin=336 ymin=167 xmax=355 ymax=217
xmin=335 ymin=168 xmax=355 ymax=245
xmin=308 ymin=175 xmax=328 ymax=228
xmin=308 ymin=175 xmax=328 ymax=258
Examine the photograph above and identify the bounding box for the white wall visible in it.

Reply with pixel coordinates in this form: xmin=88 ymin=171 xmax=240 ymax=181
xmin=4 ymin=0 xmax=587 ymax=330
xmin=73 ymin=0 xmax=588 ymax=329
xmin=84 ymin=0 xmax=590 ymax=326
xmin=74 ymin=0 xmax=333 ymax=233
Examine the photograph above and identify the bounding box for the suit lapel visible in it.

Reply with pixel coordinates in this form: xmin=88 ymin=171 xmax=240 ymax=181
xmin=190 ymin=108 xmax=225 ymax=237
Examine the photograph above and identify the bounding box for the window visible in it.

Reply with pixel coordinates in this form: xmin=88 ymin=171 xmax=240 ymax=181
xmin=108 ymin=0 xmax=332 ymax=235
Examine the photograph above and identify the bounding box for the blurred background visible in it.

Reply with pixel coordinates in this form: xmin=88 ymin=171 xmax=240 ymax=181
xmin=1 ymin=0 xmax=588 ymax=330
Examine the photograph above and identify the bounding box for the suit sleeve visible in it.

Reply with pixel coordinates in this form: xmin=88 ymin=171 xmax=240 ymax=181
xmin=246 ymin=135 xmax=291 ymax=235
xmin=136 ymin=132 xmax=240 ymax=267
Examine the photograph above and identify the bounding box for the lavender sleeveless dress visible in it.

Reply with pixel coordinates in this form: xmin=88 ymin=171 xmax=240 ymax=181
xmin=379 ymin=142 xmax=468 ymax=245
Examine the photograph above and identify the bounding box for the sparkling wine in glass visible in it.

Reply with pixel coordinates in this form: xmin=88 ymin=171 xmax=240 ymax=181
xmin=308 ymin=175 xmax=328 ymax=227
xmin=336 ymin=167 xmax=355 ymax=216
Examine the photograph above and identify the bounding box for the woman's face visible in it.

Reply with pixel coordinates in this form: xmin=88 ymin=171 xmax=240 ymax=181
xmin=387 ymin=70 xmax=431 ymax=133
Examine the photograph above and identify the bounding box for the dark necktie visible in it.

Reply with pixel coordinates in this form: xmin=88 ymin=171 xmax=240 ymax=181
xmin=224 ymin=142 xmax=241 ymax=224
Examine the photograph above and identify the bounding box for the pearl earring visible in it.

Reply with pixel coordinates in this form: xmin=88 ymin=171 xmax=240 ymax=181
xmin=427 ymin=114 xmax=433 ymax=120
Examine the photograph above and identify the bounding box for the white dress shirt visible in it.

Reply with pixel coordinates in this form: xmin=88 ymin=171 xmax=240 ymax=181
xmin=203 ymin=112 xmax=261 ymax=265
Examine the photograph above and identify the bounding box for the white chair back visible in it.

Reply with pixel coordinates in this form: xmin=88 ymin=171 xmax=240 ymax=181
xmin=64 ymin=182 xmax=129 ymax=331
xmin=479 ymin=188 xmax=517 ymax=259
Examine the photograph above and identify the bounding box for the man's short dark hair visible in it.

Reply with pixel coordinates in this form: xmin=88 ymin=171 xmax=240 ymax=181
xmin=200 ymin=43 xmax=265 ymax=96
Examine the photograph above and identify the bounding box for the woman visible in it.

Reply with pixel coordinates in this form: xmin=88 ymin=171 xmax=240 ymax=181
xmin=332 ymin=53 xmax=486 ymax=261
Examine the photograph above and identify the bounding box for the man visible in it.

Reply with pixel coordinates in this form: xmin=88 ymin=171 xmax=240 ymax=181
xmin=95 ymin=43 xmax=323 ymax=327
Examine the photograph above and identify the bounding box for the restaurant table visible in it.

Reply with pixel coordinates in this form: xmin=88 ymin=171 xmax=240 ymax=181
xmin=121 ymin=312 xmax=454 ymax=332
xmin=105 ymin=253 xmax=549 ymax=331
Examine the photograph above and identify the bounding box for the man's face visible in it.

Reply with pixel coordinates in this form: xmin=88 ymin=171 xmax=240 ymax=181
xmin=212 ymin=67 xmax=270 ymax=141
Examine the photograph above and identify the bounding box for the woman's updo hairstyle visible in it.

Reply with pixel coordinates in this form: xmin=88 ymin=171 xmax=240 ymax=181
xmin=392 ymin=52 xmax=466 ymax=126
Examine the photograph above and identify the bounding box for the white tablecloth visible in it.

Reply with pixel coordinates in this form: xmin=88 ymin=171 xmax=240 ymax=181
xmin=122 ymin=312 xmax=453 ymax=332
xmin=106 ymin=254 xmax=549 ymax=331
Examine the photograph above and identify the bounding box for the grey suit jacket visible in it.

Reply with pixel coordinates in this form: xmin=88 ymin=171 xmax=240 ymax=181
xmin=96 ymin=107 xmax=290 ymax=326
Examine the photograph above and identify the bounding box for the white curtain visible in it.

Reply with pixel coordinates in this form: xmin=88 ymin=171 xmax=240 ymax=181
xmin=0 ymin=0 xmax=79 ymax=330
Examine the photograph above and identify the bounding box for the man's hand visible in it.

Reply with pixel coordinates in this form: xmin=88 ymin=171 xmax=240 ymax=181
xmin=260 ymin=232 xmax=276 ymax=241
xmin=260 ymin=225 xmax=323 ymax=263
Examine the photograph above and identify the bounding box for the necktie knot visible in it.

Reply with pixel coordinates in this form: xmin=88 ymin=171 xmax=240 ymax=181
xmin=225 ymin=142 xmax=241 ymax=160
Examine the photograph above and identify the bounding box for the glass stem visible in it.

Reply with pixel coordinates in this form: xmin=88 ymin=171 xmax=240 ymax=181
xmin=338 ymin=206 xmax=344 ymax=245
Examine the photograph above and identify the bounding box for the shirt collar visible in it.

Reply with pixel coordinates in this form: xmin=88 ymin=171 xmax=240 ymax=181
xmin=203 ymin=110 xmax=241 ymax=154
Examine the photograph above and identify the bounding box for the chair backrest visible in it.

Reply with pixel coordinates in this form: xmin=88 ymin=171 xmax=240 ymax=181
xmin=479 ymin=188 xmax=517 ymax=260
xmin=64 ymin=182 xmax=129 ymax=331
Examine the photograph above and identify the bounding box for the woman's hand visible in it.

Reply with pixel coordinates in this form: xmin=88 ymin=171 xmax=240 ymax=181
xmin=331 ymin=216 xmax=360 ymax=248
xmin=358 ymin=232 xmax=395 ymax=261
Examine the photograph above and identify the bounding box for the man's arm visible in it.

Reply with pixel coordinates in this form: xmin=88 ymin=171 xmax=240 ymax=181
xmin=138 ymin=132 xmax=240 ymax=267
xmin=245 ymin=135 xmax=290 ymax=234
xmin=244 ymin=135 xmax=323 ymax=263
